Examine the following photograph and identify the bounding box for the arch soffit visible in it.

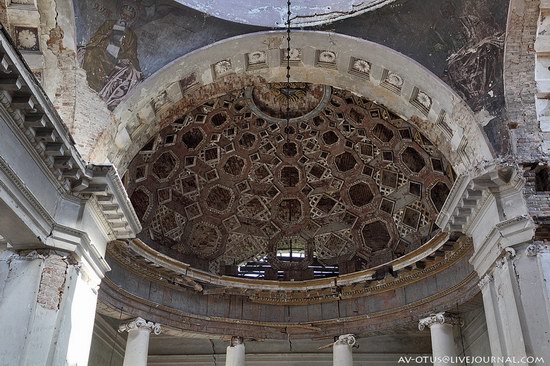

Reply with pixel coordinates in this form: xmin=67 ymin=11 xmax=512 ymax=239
xmin=101 ymin=31 xmax=494 ymax=175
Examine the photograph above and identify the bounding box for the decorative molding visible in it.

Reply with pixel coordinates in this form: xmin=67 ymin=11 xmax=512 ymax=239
xmin=348 ymin=57 xmax=371 ymax=79
xmin=526 ymin=243 xmax=550 ymax=256
xmin=418 ymin=312 xmax=463 ymax=331
xmin=119 ymin=317 xmax=161 ymax=335
xmin=230 ymin=336 xmax=244 ymax=346
xmin=104 ymin=236 xmax=471 ymax=305
xmin=478 ymin=274 xmax=493 ymax=289
xmin=97 ymin=270 xmax=479 ymax=339
xmin=469 ymin=215 xmax=535 ymax=277
xmin=113 ymin=32 xmax=495 ymax=179
xmin=0 ymin=154 xmax=56 ymax=228
xmin=409 ymin=87 xmax=432 ymax=115
xmin=0 ymin=26 xmax=140 ymax=241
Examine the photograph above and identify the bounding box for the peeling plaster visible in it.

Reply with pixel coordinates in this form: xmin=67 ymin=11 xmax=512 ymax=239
xmin=173 ymin=0 xmax=396 ymax=27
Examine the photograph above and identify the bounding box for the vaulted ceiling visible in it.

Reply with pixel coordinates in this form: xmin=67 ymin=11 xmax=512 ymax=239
xmin=124 ymin=84 xmax=454 ymax=280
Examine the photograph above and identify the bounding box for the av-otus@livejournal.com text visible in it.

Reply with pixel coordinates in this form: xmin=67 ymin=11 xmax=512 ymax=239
xmin=398 ymin=356 xmax=545 ymax=364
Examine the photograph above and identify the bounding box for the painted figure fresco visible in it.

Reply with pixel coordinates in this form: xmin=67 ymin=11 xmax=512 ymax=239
xmin=80 ymin=3 xmax=143 ymax=110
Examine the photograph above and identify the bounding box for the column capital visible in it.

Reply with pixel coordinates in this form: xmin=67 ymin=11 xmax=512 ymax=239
xmin=334 ymin=334 xmax=356 ymax=346
xmin=478 ymin=274 xmax=494 ymax=289
xmin=230 ymin=336 xmax=244 ymax=346
xmin=418 ymin=312 xmax=463 ymax=331
xmin=526 ymin=243 xmax=550 ymax=256
xmin=118 ymin=317 xmax=161 ymax=335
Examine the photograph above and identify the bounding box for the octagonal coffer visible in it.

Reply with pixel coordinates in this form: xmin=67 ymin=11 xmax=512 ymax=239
xmin=223 ymin=156 xmax=246 ymax=176
xmin=430 ymin=182 xmax=450 ymax=212
xmin=349 ymin=182 xmax=374 ymax=207
xmin=335 ymin=151 xmax=357 ymax=172
xmin=322 ymin=131 xmax=339 ymax=145
xmin=362 ymin=220 xmax=391 ymax=252
xmin=372 ymin=123 xmax=394 ymax=142
xmin=277 ymin=198 xmax=302 ymax=224
xmin=281 ymin=166 xmax=300 ymax=187
xmin=239 ymin=132 xmax=256 ymax=149
xmin=401 ymin=147 xmax=426 ymax=173
xmin=206 ymin=185 xmax=234 ymax=212
xmin=130 ymin=187 xmax=151 ymax=221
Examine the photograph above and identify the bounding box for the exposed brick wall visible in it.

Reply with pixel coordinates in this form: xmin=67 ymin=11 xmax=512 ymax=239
xmin=0 ymin=2 xmax=7 ymax=27
xmin=36 ymin=254 xmax=68 ymax=310
xmin=505 ymin=0 xmax=550 ymax=239
xmin=505 ymin=0 xmax=542 ymax=162
xmin=523 ymin=164 xmax=550 ymax=240
xmin=35 ymin=0 xmax=114 ymax=161
xmin=72 ymin=69 xmax=115 ymax=160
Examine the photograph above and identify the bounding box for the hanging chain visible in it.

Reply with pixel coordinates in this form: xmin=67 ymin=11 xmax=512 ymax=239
xmin=285 ymin=0 xmax=291 ymax=144
xmin=285 ymin=0 xmax=293 ymax=259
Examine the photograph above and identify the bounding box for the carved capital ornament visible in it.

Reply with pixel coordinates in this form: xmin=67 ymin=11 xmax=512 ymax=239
xmin=418 ymin=312 xmax=463 ymax=331
xmin=526 ymin=243 xmax=550 ymax=257
xmin=334 ymin=334 xmax=356 ymax=346
xmin=118 ymin=317 xmax=162 ymax=335
xmin=478 ymin=274 xmax=493 ymax=289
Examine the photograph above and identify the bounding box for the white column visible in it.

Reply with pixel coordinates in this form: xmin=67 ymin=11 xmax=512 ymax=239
xmin=0 ymin=250 xmax=102 ymax=366
xmin=418 ymin=313 xmax=462 ymax=366
xmin=119 ymin=317 xmax=161 ymax=366
xmin=333 ymin=334 xmax=355 ymax=366
xmin=226 ymin=336 xmax=245 ymax=366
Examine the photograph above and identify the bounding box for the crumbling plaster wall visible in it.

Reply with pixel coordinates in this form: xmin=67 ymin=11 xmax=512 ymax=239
xmin=174 ymin=0 xmax=397 ymax=28
xmin=505 ymin=0 xmax=550 ymax=234
xmin=0 ymin=0 xmax=114 ymax=160
xmin=506 ymin=0 xmax=540 ymax=161
xmin=38 ymin=0 xmax=113 ymax=160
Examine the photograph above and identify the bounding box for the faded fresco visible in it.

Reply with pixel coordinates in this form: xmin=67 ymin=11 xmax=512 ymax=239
xmin=79 ymin=3 xmax=142 ymax=109
xmin=74 ymin=0 xmax=507 ymax=148
xmin=74 ymin=0 xmax=260 ymax=110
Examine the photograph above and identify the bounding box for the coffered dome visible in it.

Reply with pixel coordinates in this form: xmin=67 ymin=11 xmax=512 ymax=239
xmin=124 ymin=83 xmax=454 ymax=280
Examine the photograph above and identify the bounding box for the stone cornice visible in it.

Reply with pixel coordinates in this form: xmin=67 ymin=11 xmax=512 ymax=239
xmin=0 ymin=155 xmax=55 ymax=235
xmin=0 ymin=25 xmax=87 ymax=190
xmin=436 ymin=162 xmax=524 ymax=234
xmin=105 ymin=237 xmax=472 ymax=304
xmin=418 ymin=312 xmax=463 ymax=331
xmin=118 ymin=317 xmax=161 ymax=335
xmin=97 ymin=270 xmax=479 ymax=339
xmin=0 ymin=26 xmax=140 ymax=241
xmin=0 ymin=155 xmax=110 ymax=279
xmin=469 ymin=215 xmax=535 ymax=277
